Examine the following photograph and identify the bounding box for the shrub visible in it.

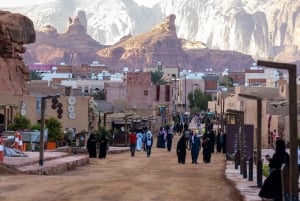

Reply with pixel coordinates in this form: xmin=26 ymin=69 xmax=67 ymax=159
xmin=8 ymin=114 xmax=31 ymax=130
xmin=262 ymin=164 xmax=270 ymax=177
xmin=95 ymin=126 xmax=112 ymax=142
xmin=46 ymin=117 xmax=63 ymax=141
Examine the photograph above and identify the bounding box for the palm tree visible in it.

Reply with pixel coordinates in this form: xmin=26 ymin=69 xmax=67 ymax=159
xmin=30 ymin=70 xmax=44 ymax=80
xmin=151 ymin=71 xmax=168 ymax=85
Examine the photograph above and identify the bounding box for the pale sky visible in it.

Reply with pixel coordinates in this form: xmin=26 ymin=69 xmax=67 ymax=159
xmin=0 ymin=0 xmax=162 ymax=8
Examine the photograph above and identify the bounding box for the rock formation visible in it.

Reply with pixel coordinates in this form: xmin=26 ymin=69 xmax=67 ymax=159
xmin=96 ymin=14 xmax=254 ymax=72
xmin=23 ymin=13 xmax=254 ymax=72
xmin=0 ymin=11 xmax=35 ymax=95
xmin=24 ymin=14 xmax=105 ymax=66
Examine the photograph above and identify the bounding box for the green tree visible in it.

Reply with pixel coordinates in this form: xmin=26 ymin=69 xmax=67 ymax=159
xmin=46 ymin=117 xmax=63 ymax=141
xmin=30 ymin=70 xmax=44 ymax=80
xmin=219 ymin=75 xmax=233 ymax=87
xmin=93 ymin=90 xmax=106 ymax=100
xmin=151 ymin=71 xmax=168 ymax=85
xmin=188 ymin=88 xmax=212 ymax=113
xmin=8 ymin=114 xmax=31 ymax=130
xmin=95 ymin=125 xmax=113 ymax=145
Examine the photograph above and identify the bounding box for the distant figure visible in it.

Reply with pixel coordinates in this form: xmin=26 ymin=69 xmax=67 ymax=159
xmin=128 ymin=130 xmax=137 ymax=157
xmin=166 ymin=130 xmax=173 ymax=152
xmin=98 ymin=135 xmax=108 ymax=159
xmin=177 ymin=134 xmax=187 ymax=164
xmin=136 ymin=129 xmax=143 ymax=152
xmin=216 ymin=130 xmax=224 ymax=153
xmin=145 ymin=127 xmax=153 ymax=157
xmin=156 ymin=127 xmax=165 ymax=148
xmin=208 ymin=129 xmax=215 ymax=153
xmin=202 ymin=132 xmax=212 ymax=163
xmin=86 ymin=133 xmax=97 ymax=158
xmin=190 ymin=131 xmax=201 ymax=164
xmin=259 ymin=139 xmax=290 ymax=201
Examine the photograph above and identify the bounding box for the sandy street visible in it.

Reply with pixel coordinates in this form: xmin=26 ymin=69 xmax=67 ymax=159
xmin=0 ymin=136 xmax=242 ymax=201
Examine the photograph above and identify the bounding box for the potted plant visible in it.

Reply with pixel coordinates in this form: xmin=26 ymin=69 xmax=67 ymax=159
xmin=45 ymin=117 xmax=63 ymax=149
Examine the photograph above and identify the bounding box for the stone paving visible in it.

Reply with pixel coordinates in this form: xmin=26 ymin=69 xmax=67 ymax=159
xmin=226 ymin=149 xmax=300 ymax=201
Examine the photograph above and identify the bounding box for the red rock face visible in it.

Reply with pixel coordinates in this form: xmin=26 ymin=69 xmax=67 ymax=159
xmin=23 ymin=14 xmax=254 ymax=73
xmin=0 ymin=11 xmax=36 ymax=95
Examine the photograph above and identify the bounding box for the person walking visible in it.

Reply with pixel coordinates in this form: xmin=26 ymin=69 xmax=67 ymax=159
xmin=128 ymin=130 xmax=137 ymax=157
xmin=144 ymin=127 xmax=153 ymax=157
xmin=86 ymin=133 xmax=97 ymax=158
xmin=202 ymin=132 xmax=212 ymax=163
xmin=216 ymin=130 xmax=224 ymax=153
xmin=177 ymin=134 xmax=187 ymax=164
xmin=98 ymin=134 xmax=108 ymax=159
xmin=190 ymin=131 xmax=201 ymax=164
xmin=259 ymin=139 xmax=290 ymax=201
xmin=156 ymin=127 xmax=165 ymax=148
xmin=208 ymin=129 xmax=215 ymax=153
xmin=166 ymin=129 xmax=173 ymax=152
xmin=136 ymin=129 xmax=143 ymax=152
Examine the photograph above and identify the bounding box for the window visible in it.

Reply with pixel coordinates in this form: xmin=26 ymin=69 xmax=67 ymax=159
xmin=36 ymin=97 xmax=42 ymax=115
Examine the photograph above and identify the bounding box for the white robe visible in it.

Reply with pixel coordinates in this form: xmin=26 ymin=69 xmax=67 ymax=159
xmin=136 ymin=132 xmax=143 ymax=151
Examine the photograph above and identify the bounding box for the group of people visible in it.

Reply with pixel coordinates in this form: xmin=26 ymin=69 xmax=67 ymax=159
xmin=176 ymin=125 xmax=222 ymax=165
xmin=156 ymin=126 xmax=174 ymax=151
xmin=128 ymin=127 xmax=153 ymax=157
xmin=86 ymin=133 xmax=108 ymax=159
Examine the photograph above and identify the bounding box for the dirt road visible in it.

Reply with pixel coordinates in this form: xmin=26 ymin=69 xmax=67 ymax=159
xmin=0 ymin=136 xmax=243 ymax=201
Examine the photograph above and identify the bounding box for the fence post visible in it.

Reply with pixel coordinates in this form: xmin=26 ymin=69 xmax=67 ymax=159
xmin=234 ymin=151 xmax=239 ymax=169
xmin=248 ymin=157 xmax=253 ymax=181
xmin=243 ymin=157 xmax=247 ymax=178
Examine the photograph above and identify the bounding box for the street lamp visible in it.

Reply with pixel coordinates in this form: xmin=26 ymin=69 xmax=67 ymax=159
xmin=183 ymin=71 xmax=187 ymax=112
xmin=257 ymin=60 xmax=298 ymax=201
xmin=238 ymin=93 xmax=263 ymax=187
xmin=171 ymin=74 xmax=178 ymax=115
xmin=39 ymin=94 xmax=60 ymax=166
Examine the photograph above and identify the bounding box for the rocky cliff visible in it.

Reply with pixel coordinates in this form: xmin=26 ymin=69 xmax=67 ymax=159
xmin=23 ymin=13 xmax=254 ymax=72
xmin=0 ymin=11 xmax=35 ymax=95
xmin=24 ymin=14 xmax=106 ymax=66
xmin=4 ymin=0 xmax=300 ymax=63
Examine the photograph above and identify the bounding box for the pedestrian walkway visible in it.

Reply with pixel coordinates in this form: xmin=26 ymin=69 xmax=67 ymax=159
xmin=1 ymin=146 xmax=130 ymax=175
xmin=225 ymin=149 xmax=300 ymax=201
xmin=226 ymin=161 xmax=262 ymax=201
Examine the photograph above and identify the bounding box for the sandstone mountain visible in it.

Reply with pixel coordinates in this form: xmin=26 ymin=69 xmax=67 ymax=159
xmin=23 ymin=13 xmax=254 ymax=72
xmin=24 ymin=15 xmax=107 ymax=66
xmin=0 ymin=11 xmax=35 ymax=95
xmin=4 ymin=0 xmax=300 ymax=65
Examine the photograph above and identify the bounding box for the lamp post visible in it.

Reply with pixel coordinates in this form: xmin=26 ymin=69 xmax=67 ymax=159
xmin=257 ymin=60 xmax=298 ymax=201
xmin=171 ymin=74 xmax=177 ymax=115
xmin=184 ymin=72 xmax=187 ymax=112
xmin=238 ymin=93 xmax=263 ymax=187
xmin=39 ymin=94 xmax=60 ymax=166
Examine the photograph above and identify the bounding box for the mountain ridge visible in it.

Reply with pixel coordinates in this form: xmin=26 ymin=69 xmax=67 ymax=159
xmin=4 ymin=0 xmax=300 ymax=63
xmin=23 ymin=13 xmax=254 ymax=73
